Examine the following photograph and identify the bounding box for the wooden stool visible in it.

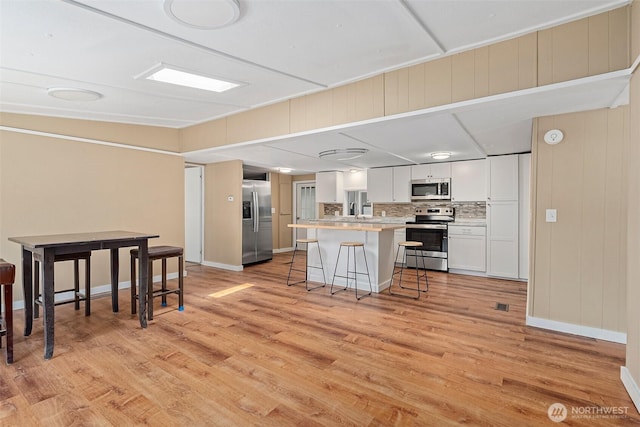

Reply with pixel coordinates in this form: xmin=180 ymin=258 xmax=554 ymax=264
xmin=330 ymin=242 xmax=372 ymax=300
xmin=287 ymin=238 xmax=326 ymax=291
xmin=131 ymin=245 xmax=184 ymax=320
xmin=34 ymin=252 xmax=91 ymax=318
xmin=389 ymin=241 xmax=428 ymax=299
xmin=0 ymin=259 xmax=15 ymax=364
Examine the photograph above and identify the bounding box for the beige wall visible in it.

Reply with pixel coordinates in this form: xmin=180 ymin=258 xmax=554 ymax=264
xmin=626 ymin=0 xmax=640 ymax=401
xmin=529 ymin=108 xmax=628 ymax=332
xmin=203 ymin=160 xmax=242 ymax=267
xmin=0 ymin=127 xmax=185 ymax=301
xmin=0 ymin=112 xmax=180 ymax=152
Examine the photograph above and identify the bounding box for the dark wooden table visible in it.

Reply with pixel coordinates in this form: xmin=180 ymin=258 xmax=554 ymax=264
xmin=8 ymin=231 xmax=159 ymax=360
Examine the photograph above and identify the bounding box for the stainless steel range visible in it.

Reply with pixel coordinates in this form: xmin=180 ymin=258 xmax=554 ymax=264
xmin=405 ymin=207 xmax=455 ymax=271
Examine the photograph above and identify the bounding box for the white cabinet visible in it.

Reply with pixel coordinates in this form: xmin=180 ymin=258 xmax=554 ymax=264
xmin=448 ymin=225 xmax=486 ymax=272
xmin=451 ymin=159 xmax=486 ymax=202
xmin=316 ymin=171 xmax=344 ymax=203
xmin=343 ymin=169 xmax=367 ymax=190
xmin=411 ymin=162 xmax=451 ymax=179
xmin=487 ymin=155 xmax=518 ymax=201
xmin=367 ymin=166 xmax=411 ymax=203
xmin=486 ymin=154 xmax=519 ymax=279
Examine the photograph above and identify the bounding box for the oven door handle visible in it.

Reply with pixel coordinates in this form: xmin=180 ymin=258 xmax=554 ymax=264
xmin=405 ymin=224 xmax=448 ymax=230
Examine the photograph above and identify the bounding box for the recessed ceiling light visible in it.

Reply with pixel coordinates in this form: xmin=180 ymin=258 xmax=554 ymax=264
xmin=278 ymin=167 xmax=292 ymax=173
xmin=47 ymin=87 xmax=102 ymax=101
xmin=165 ymin=0 xmax=240 ymax=29
xmin=430 ymin=152 xmax=451 ymax=160
xmin=319 ymin=148 xmax=368 ymax=161
xmin=141 ymin=65 xmax=241 ymax=93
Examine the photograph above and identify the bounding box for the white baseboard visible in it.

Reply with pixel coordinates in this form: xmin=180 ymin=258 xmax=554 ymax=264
xmin=526 ymin=316 xmax=626 ymax=344
xmin=273 ymin=247 xmax=293 ymax=254
xmin=448 ymin=268 xmax=487 ymax=277
xmin=621 ymin=367 xmax=640 ymax=413
xmin=10 ymin=271 xmax=182 ymax=311
xmin=202 ymin=260 xmax=243 ymax=271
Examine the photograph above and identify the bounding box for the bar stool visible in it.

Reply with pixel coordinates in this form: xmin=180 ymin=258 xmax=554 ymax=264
xmin=287 ymin=238 xmax=326 ymax=291
xmin=130 ymin=245 xmax=184 ymax=320
xmin=389 ymin=241 xmax=428 ymax=299
xmin=34 ymin=252 xmax=91 ymax=317
xmin=0 ymin=259 xmax=14 ymax=364
xmin=331 ymin=242 xmax=372 ymax=300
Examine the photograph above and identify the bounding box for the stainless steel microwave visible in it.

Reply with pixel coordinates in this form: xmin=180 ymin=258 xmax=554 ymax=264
xmin=410 ymin=178 xmax=451 ymax=201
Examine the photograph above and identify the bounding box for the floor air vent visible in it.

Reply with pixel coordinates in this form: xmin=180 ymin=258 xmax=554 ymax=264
xmin=495 ymin=302 xmax=509 ymax=312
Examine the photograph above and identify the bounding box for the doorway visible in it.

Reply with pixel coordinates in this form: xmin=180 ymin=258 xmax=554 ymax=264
xmin=293 ymin=181 xmax=316 ymax=243
xmin=185 ymin=165 xmax=204 ymax=263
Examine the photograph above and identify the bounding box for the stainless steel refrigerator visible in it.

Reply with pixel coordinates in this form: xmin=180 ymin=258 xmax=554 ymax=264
xmin=242 ymin=180 xmax=273 ymax=265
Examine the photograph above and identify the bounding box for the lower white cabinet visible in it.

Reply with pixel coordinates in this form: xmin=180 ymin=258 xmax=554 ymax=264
xmin=486 ymin=201 xmax=519 ymax=278
xmin=448 ymin=225 xmax=486 ymax=272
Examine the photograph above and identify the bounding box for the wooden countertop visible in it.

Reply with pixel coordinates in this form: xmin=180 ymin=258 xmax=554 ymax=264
xmin=288 ymin=222 xmax=406 ymax=232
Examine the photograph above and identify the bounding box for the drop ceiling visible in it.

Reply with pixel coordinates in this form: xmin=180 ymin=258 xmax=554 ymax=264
xmin=0 ymin=0 xmax=633 ymax=174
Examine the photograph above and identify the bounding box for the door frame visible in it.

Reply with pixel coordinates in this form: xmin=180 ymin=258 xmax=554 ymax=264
xmin=185 ymin=164 xmax=204 ymax=264
xmin=292 ymin=180 xmax=316 ymax=243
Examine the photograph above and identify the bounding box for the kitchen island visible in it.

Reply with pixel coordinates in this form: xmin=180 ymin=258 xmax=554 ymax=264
xmin=288 ymin=221 xmax=406 ymax=293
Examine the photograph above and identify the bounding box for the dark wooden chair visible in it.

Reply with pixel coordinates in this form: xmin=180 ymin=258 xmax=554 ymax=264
xmin=0 ymin=258 xmax=15 ymax=364
xmin=34 ymin=252 xmax=91 ymax=317
xmin=130 ymin=246 xmax=184 ymax=320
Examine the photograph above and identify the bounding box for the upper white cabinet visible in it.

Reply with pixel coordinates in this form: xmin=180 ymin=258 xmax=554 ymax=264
xmin=343 ymin=169 xmax=367 ymax=190
xmin=367 ymin=166 xmax=411 ymax=203
xmin=487 ymin=155 xmax=518 ymax=201
xmin=411 ymin=162 xmax=451 ymax=180
xmin=316 ymin=171 xmax=344 ymax=203
xmin=451 ymin=159 xmax=486 ymax=202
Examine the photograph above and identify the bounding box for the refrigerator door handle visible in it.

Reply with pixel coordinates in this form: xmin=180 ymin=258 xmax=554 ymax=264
xmin=252 ymin=191 xmax=259 ymax=232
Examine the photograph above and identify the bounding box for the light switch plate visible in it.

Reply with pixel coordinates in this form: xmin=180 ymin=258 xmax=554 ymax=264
xmin=546 ymin=209 xmax=557 ymax=222
xmin=271 ymin=207 xmax=275 ymax=214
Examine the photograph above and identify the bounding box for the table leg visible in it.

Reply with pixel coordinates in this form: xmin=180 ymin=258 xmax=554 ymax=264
xmin=110 ymin=248 xmax=119 ymax=313
xmin=4 ymin=284 xmax=13 ymax=364
xmin=21 ymin=248 xmax=33 ymax=337
xmin=42 ymin=249 xmax=55 ymax=360
xmin=138 ymin=240 xmax=149 ymax=328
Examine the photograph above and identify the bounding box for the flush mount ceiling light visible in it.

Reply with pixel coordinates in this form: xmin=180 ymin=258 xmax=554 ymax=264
xmin=544 ymin=129 xmax=564 ymax=145
xmin=165 ymin=0 xmax=241 ymax=29
xmin=277 ymin=167 xmax=292 ymax=173
xmin=47 ymin=87 xmax=103 ymax=101
xmin=430 ymin=152 xmax=451 ymax=160
xmin=140 ymin=65 xmax=242 ymax=93
xmin=319 ymin=148 xmax=369 ymax=161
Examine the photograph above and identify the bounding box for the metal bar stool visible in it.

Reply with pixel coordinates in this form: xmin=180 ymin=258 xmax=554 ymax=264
xmin=330 ymin=242 xmax=372 ymax=300
xmin=131 ymin=245 xmax=184 ymax=320
xmin=287 ymin=238 xmax=326 ymax=291
xmin=0 ymin=259 xmax=15 ymax=364
xmin=34 ymin=252 xmax=91 ymax=317
xmin=389 ymin=241 xmax=428 ymax=299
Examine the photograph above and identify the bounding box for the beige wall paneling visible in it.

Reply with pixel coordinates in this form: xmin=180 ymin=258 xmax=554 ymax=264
xmin=0 ymin=128 xmax=185 ymax=302
xmin=527 ymin=121 xmax=539 ymax=316
xmin=204 ymin=160 xmax=242 ymax=267
xmin=488 ymin=34 xmax=537 ymax=96
xmin=408 ymin=63 xmax=426 ymax=111
xmin=632 ymin=0 xmax=640 ymax=59
xmin=387 ymin=67 xmax=410 ymax=115
xmin=270 ymin=173 xmax=281 ymax=250
xmin=289 ymin=96 xmax=307 ymax=133
xmin=343 ymin=75 xmax=385 ymax=124
xmin=424 ymin=57 xmax=453 ymax=108
xmin=531 ymin=109 xmax=628 ymax=332
xmin=0 ymin=112 xmax=180 ymax=152
xmin=179 ymin=118 xmax=227 ymax=152
xmin=302 ymin=90 xmax=334 ymax=132
xmin=626 ymin=68 xmax=640 ymax=385
xmin=452 ymin=51 xmax=476 ymax=103
xmin=226 ymin=101 xmax=290 ymax=144
xmin=474 ymin=47 xmax=490 ymax=98
xmin=609 ymin=6 xmax=631 ymax=71
xmin=590 ymin=12 xmax=612 ymax=76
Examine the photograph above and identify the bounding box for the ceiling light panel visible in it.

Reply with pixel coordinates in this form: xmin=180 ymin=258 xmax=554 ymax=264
xmin=142 ymin=65 xmax=242 ymax=93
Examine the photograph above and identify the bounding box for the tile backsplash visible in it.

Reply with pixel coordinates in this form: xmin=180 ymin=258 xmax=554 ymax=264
xmin=323 ymin=201 xmax=486 ymax=219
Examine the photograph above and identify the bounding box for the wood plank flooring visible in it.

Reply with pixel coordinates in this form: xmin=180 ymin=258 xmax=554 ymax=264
xmin=0 ymin=253 xmax=638 ymax=426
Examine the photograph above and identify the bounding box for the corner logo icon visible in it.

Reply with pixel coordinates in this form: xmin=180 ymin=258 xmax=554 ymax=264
xmin=548 ymin=403 xmax=568 ymax=423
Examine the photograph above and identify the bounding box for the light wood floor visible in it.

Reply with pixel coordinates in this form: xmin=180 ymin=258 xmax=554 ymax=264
xmin=1 ymin=253 xmax=638 ymax=426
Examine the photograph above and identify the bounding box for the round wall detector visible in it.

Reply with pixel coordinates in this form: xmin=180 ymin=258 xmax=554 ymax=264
xmin=544 ymin=129 xmax=564 ymax=145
